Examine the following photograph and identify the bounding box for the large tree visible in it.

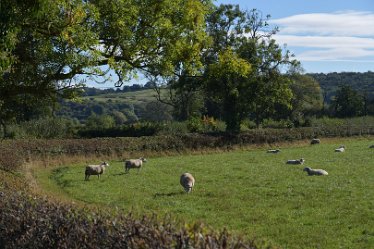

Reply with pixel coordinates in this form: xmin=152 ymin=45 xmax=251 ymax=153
xmin=204 ymin=5 xmax=298 ymax=131
xmin=273 ymin=74 xmax=323 ymax=125
xmin=0 ymin=0 xmax=211 ymax=135
xmin=332 ymin=85 xmax=365 ymax=118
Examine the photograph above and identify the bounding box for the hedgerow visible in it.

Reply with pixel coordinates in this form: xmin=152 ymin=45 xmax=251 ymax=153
xmin=0 ymin=188 xmax=259 ymax=249
xmin=1 ymin=126 xmax=373 ymax=172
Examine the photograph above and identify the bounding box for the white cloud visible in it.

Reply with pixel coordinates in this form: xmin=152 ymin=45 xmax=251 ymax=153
xmin=296 ymin=48 xmax=374 ymax=62
xmin=271 ymin=11 xmax=374 ymax=37
xmin=274 ymin=35 xmax=374 ymax=49
xmin=270 ymin=11 xmax=374 ymax=62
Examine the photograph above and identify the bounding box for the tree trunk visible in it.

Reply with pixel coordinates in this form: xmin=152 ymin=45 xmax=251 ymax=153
xmin=224 ymin=100 xmax=241 ymax=133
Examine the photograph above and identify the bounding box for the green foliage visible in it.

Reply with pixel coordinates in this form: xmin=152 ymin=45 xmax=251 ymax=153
xmin=78 ymin=122 xmax=162 ymax=138
xmin=36 ymin=138 xmax=374 ymax=249
xmin=4 ymin=117 xmax=79 ymax=139
xmin=280 ymin=74 xmax=323 ymax=125
xmin=309 ymin=71 xmax=374 ymax=104
xmin=187 ymin=116 xmax=204 ymax=132
xmin=0 ymin=189 xmax=260 ymax=249
xmin=111 ymin=110 xmax=127 ymax=125
xmin=0 ymin=0 xmax=211 ymax=130
xmin=187 ymin=116 xmax=220 ymax=133
xmin=308 ymin=116 xmax=374 ymax=129
xmin=203 ymin=6 xmax=297 ymax=132
xmin=1 ymin=128 xmax=373 ymax=171
xmin=156 ymin=121 xmax=189 ymax=135
xmin=205 ymin=49 xmax=251 ymax=132
xmin=261 ymin=118 xmax=294 ymax=129
xmin=332 ymin=85 xmax=365 ymax=118
xmin=85 ymin=114 xmax=115 ymax=130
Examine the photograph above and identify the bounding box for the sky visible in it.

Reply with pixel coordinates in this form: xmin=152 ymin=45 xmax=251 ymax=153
xmin=86 ymin=0 xmax=374 ymax=88
xmin=217 ymin=0 xmax=374 ymax=74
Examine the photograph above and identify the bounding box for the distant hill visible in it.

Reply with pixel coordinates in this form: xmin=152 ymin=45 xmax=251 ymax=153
xmin=57 ymin=88 xmax=172 ymax=123
xmin=57 ymin=72 xmax=374 ymax=123
xmin=308 ymin=71 xmax=374 ymax=103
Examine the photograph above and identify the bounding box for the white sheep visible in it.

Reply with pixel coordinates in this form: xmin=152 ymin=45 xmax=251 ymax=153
xmin=303 ymin=167 xmax=328 ymax=176
xmin=286 ymin=158 xmax=305 ymax=165
xmin=335 ymin=145 xmax=345 ymax=152
xmin=124 ymin=157 xmax=147 ymax=173
xmin=85 ymin=162 xmax=109 ymax=180
xmin=311 ymin=138 xmax=321 ymax=145
xmin=180 ymin=173 xmax=195 ymax=193
xmin=267 ymin=149 xmax=281 ymax=153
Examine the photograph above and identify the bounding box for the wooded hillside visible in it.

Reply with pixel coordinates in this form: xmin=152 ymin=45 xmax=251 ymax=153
xmin=308 ymin=71 xmax=374 ymax=102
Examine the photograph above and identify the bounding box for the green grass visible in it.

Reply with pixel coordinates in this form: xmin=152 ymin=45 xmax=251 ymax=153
xmin=81 ymin=89 xmax=166 ymax=105
xmin=35 ymin=138 xmax=374 ymax=249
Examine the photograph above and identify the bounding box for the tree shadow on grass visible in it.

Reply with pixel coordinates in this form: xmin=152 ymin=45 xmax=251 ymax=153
xmin=153 ymin=191 xmax=183 ymax=198
xmin=111 ymin=172 xmax=127 ymax=176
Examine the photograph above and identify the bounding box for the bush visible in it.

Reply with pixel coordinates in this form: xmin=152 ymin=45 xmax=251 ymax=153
xmin=187 ymin=116 xmax=204 ymax=132
xmin=187 ymin=116 xmax=222 ymax=133
xmin=261 ymin=119 xmax=294 ymax=129
xmin=79 ymin=122 xmax=162 ymax=138
xmin=156 ymin=121 xmax=189 ymax=135
xmin=4 ymin=117 xmax=79 ymax=139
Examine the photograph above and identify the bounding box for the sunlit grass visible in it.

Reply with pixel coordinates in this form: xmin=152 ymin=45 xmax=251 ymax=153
xmin=35 ymin=138 xmax=374 ymax=249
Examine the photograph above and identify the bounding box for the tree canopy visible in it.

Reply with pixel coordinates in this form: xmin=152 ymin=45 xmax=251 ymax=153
xmin=0 ymin=0 xmax=211 ymax=134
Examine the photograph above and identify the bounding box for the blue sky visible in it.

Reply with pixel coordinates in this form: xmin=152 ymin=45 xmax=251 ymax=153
xmin=217 ymin=0 xmax=374 ymax=74
xmin=86 ymin=0 xmax=374 ymax=88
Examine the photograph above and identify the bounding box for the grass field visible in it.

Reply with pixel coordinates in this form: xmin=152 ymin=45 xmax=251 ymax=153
xmin=35 ymin=138 xmax=374 ymax=249
xmin=81 ymin=89 xmax=166 ymax=105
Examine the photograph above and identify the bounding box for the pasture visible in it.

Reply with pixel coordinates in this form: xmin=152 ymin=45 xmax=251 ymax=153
xmin=35 ymin=138 xmax=374 ymax=249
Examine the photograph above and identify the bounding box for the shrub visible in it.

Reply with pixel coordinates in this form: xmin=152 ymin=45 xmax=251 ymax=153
xmin=187 ymin=116 xmax=203 ymax=132
xmin=4 ymin=117 xmax=78 ymax=139
xmin=78 ymin=122 xmax=162 ymax=138
xmin=261 ymin=119 xmax=294 ymax=129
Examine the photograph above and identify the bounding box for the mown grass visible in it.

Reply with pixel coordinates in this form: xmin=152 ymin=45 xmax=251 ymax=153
xmin=35 ymin=138 xmax=374 ymax=249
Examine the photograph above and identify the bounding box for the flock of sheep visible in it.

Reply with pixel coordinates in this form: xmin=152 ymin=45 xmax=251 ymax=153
xmin=84 ymin=157 xmax=195 ymax=193
xmin=267 ymin=138 xmax=353 ymax=176
xmin=84 ymin=138 xmax=373 ymax=192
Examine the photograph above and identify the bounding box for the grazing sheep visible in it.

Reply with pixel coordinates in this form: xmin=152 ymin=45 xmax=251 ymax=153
xmin=370 ymin=145 xmax=374 ymax=148
xmin=124 ymin=157 xmax=147 ymax=173
xmin=267 ymin=149 xmax=281 ymax=153
xmin=180 ymin=173 xmax=195 ymax=193
xmin=335 ymin=145 xmax=345 ymax=152
xmin=303 ymin=167 xmax=328 ymax=176
xmin=85 ymin=162 xmax=109 ymax=180
xmin=286 ymin=158 xmax=305 ymax=165
xmin=311 ymin=138 xmax=321 ymax=145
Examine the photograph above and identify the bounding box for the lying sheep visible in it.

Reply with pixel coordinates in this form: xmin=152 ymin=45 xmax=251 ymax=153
xmin=180 ymin=173 xmax=195 ymax=193
xmin=267 ymin=149 xmax=281 ymax=153
xmin=335 ymin=145 xmax=345 ymax=152
xmin=311 ymin=138 xmax=321 ymax=145
xmin=124 ymin=157 xmax=147 ymax=173
xmin=303 ymin=167 xmax=328 ymax=176
xmin=85 ymin=162 xmax=109 ymax=180
xmin=286 ymin=158 xmax=305 ymax=165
